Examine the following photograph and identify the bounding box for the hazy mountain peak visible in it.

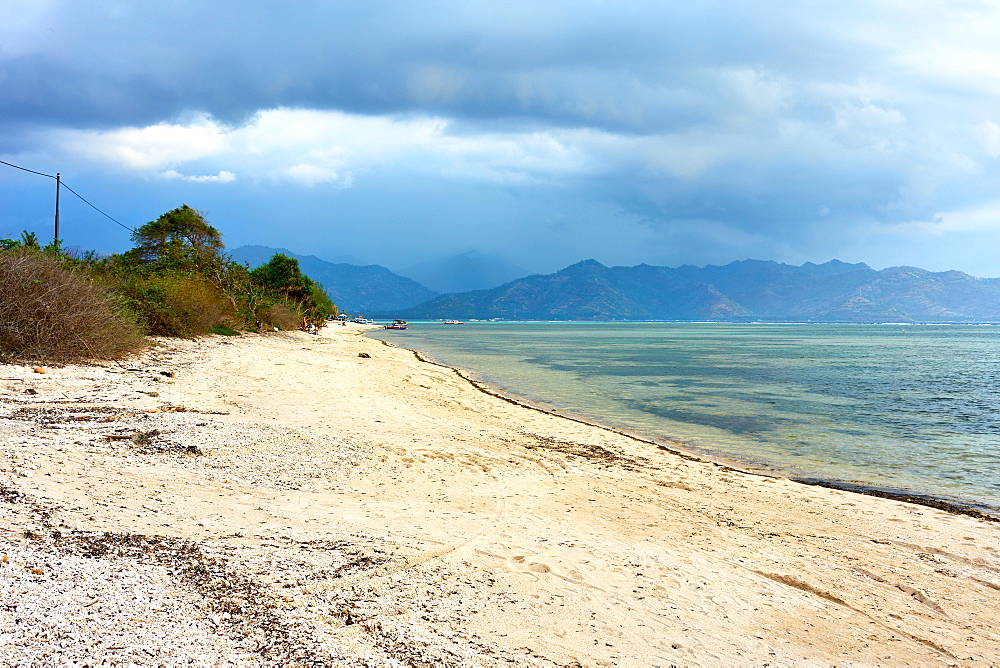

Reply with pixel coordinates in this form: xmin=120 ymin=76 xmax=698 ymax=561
xmin=801 ymin=259 xmax=873 ymax=274
xmin=560 ymin=259 xmax=607 ymax=272
xmin=395 ymin=250 xmax=530 ymax=293
xmin=228 ymin=245 xmax=368 ymax=268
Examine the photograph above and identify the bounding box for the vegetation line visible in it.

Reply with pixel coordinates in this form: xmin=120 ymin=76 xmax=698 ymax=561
xmin=0 ymin=205 xmax=337 ymax=364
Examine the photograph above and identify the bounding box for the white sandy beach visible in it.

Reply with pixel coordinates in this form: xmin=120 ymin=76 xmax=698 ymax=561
xmin=1 ymin=324 xmax=999 ymax=666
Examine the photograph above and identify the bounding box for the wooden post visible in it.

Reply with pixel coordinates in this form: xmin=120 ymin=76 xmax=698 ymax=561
xmin=53 ymin=172 xmax=61 ymax=245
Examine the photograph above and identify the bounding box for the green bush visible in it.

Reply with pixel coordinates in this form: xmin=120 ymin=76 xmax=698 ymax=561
xmin=111 ymin=272 xmax=237 ymax=338
xmin=0 ymin=249 xmax=146 ymax=363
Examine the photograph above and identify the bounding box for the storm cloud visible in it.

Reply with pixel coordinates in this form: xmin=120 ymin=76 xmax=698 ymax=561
xmin=4 ymin=0 xmax=1000 ymax=276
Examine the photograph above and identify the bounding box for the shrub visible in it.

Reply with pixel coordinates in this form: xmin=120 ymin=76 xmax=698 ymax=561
xmin=112 ymin=273 xmax=237 ymax=338
xmin=255 ymin=302 xmax=302 ymax=330
xmin=0 ymin=249 xmax=146 ymax=363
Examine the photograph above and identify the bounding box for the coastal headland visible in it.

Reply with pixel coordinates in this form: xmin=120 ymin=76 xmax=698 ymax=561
xmin=1 ymin=325 xmax=998 ymax=665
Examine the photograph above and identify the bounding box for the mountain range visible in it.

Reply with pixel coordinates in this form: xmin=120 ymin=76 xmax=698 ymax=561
xmin=397 ymin=258 xmax=1000 ymax=322
xmin=228 ymin=246 xmax=1000 ymax=322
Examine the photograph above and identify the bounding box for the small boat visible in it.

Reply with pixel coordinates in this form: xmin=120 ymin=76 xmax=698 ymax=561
xmin=383 ymin=323 xmax=407 ymax=330
xmin=444 ymin=319 xmax=465 ymax=325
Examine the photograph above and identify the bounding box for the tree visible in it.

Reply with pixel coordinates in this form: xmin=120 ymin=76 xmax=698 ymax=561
xmin=249 ymin=254 xmax=313 ymax=302
xmin=127 ymin=204 xmax=224 ymax=271
xmin=0 ymin=231 xmax=41 ymax=251
xmin=250 ymin=254 xmax=336 ymax=325
xmin=19 ymin=231 xmax=40 ymax=249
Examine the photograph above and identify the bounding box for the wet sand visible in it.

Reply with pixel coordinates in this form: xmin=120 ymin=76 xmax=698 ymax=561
xmin=1 ymin=325 xmax=999 ymax=665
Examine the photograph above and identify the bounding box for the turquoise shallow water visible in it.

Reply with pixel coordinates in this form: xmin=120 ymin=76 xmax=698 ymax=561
xmin=369 ymin=322 xmax=1000 ymax=513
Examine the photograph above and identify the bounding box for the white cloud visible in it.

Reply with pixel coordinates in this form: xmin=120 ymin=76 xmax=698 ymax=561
xmin=713 ymin=67 xmax=790 ymax=124
xmin=973 ymin=120 xmax=1000 ymax=158
xmin=44 ymin=107 xmax=610 ymax=186
xmin=282 ymin=164 xmax=351 ymax=188
xmin=894 ymin=200 xmax=1000 ymax=235
xmin=834 ymin=101 xmax=905 ymax=151
xmin=890 ymin=6 xmax=1000 ymax=98
xmin=161 ymin=169 xmax=237 ymax=183
xmin=55 ymin=114 xmax=227 ymax=170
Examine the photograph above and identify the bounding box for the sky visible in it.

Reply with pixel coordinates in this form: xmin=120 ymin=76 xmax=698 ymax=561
xmin=4 ymin=1 xmax=1000 ymax=277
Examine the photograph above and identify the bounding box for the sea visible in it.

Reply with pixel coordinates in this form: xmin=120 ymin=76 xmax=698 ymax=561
xmin=368 ymin=322 xmax=1000 ymax=515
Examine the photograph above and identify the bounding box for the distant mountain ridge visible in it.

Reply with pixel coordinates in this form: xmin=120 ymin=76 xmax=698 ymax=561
xmin=228 ymin=245 xmax=437 ymax=314
xmin=398 ymin=258 xmax=1000 ymax=322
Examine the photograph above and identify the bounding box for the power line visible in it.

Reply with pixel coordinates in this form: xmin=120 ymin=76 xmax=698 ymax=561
xmin=59 ymin=181 xmax=134 ymax=232
xmin=0 ymin=159 xmax=55 ymax=179
xmin=1 ymin=158 xmax=135 ymax=233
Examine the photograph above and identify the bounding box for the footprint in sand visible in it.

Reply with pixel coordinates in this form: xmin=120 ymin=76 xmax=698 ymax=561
xmin=510 ymin=554 xmax=553 ymax=574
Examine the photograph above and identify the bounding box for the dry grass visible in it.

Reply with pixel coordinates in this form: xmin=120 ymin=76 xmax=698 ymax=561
xmin=152 ymin=275 xmax=236 ymax=337
xmin=109 ymin=273 xmax=239 ymax=338
xmin=256 ymin=302 xmax=302 ymax=330
xmin=0 ymin=250 xmax=147 ymax=363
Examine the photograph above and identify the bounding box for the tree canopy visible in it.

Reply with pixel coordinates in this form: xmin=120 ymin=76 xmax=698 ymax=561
xmin=128 ymin=204 xmax=224 ymax=270
xmin=249 ymin=254 xmax=313 ymax=302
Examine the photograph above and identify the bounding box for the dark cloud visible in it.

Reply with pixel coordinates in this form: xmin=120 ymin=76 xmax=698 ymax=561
xmin=0 ymin=1 xmax=889 ymax=132
xmin=5 ymin=1 xmax=1000 ymax=276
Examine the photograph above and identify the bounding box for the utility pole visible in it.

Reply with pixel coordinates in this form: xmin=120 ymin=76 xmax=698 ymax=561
xmin=53 ymin=172 xmax=61 ymax=246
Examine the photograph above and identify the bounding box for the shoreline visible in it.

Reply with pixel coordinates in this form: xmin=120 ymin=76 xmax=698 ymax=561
xmin=2 ymin=325 xmax=999 ymax=665
xmin=371 ymin=331 xmax=1000 ymax=522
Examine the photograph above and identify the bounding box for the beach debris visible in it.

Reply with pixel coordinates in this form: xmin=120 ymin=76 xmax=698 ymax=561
xmin=160 ymin=371 xmax=175 ymax=377
xmin=525 ymin=433 xmax=639 ymax=470
xmin=32 ymin=367 xmax=46 ymax=374
xmin=131 ymin=429 xmax=160 ymax=446
xmin=358 ymin=352 xmax=371 ymax=358
xmin=101 ymin=429 xmax=204 ymax=455
xmin=23 ymin=388 xmax=38 ymax=395
xmin=98 ymin=406 xmax=187 ymax=421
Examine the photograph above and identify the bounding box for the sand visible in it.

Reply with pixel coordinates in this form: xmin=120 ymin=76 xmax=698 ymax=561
xmin=1 ymin=324 xmax=998 ymax=666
